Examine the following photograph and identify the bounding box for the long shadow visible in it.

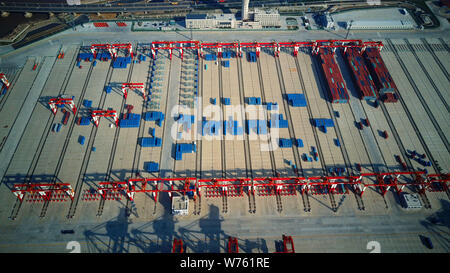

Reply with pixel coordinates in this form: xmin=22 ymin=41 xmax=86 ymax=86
xmin=173 ymin=29 xmax=193 ymax=41
xmin=2 ymin=163 xmax=399 ymax=188
xmin=322 ymin=27 xmax=347 ymax=39
xmin=309 ymin=54 xmax=331 ymax=102
xmin=197 ymin=204 xmax=224 ymax=252
xmin=419 ymin=199 xmax=450 ymax=251
xmin=334 ymin=50 xmax=361 ymax=100
xmin=308 ymin=193 xmax=333 ymax=211
xmin=240 ymin=238 xmax=268 ymax=253
xmin=83 ymin=207 xmax=132 ymax=253
xmin=149 ymin=192 xmax=177 ymax=252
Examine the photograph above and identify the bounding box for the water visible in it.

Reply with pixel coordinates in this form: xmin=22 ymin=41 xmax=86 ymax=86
xmin=0 ymin=12 xmax=49 ymax=38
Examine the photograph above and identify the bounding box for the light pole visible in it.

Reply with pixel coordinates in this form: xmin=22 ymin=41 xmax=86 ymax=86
xmin=345 ymin=19 xmax=353 ymax=39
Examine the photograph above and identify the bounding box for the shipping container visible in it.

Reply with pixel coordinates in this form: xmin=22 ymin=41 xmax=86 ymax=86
xmin=140 ymin=137 xmax=162 ymax=147
xmin=286 ymin=93 xmax=307 ymax=107
xmin=145 ymin=162 xmax=159 ymax=172
xmin=62 ymin=111 xmax=70 ymax=125
xmin=279 ymin=138 xmax=293 ymax=148
xmin=205 ymin=54 xmax=217 ymax=61
xmin=79 ymin=136 xmax=85 ymax=145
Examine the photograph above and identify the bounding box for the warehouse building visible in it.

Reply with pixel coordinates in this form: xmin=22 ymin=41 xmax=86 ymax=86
xmin=344 ymin=20 xmax=415 ymax=30
xmin=185 ymin=9 xmax=280 ymax=29
xmin=334 ymin=7 xmax=417 ymax=30
xmin=252 ymin=9 xmax=281 ymax=28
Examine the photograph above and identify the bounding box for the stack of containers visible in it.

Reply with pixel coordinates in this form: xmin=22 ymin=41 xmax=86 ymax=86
xmin=343 ymin=48 xmax=377 ymax=101
xmin=247 ymin=97 xmax=261 ymax=105
xmin=222 ymin=98 xmax=231 ymax=105
xmin=279 ymin=138 xmax=293 ymax=148
xmin=314 ymin=119 xmax=334 ymax=128
xmin=248 ymin=52 xmax=257 ymax=62
xmin=311 ymin=146 xmax=319 ymax=161
xmin=83 ymin=100 xmax=93 ymax=108
xmin=178 ymin=115 xmax=195 ymax=132
xmin=140 ymin=137 xmax=162 ymax=147
xmin=286 ymin=94 xmax=307 ymax=107
xmin=223 ymin=119 xmax=243 ymax=135
xmin=138 ymin=54 xmax=147 ymax=62
xmin=222 ymin=52 xmax=232 ymax=59
xmin=269 ymin=113 xmax=288 ymax=128
xmin=78 ymin=117 xmax=91 ymax=126
xmin=266 ymin=102 xmax=278 ymax=110
xmin=53 ymin=123 xmax=62 ymax=132
xmin=303 ymin=153 xmax=313 ymax=162
xmin=246 ymin=120 xmax=257 ymax=134
xmin=222 ymin=60 xmax=230 ymax=67
xmin=205 ymin=54 xmax=217 ymax=61
xmin=120 ymin=113 xmax=141 ymax=128
xmin=145 ymin=162 xmax=159 ymax=172
xmin=174 ymin=143 xmax=197 ymax=160
xmin=314 ymin=118 xmax=334 ymax=134
xmin=257 ymin=120 xmax=267 ymax=135
xmin=144 ymin=111 xmax=165 ymax=126
xmin=363 ymin=47 xmax=398 ymax=103
xmin=334 ymin=138 xmax=340 ymax=147
xmin=113 ymin=56 xmax=132 ymax=69
xmin=96 ymin=52 xmax=112 ymax=61
xmin=78 ymin=53 xmax=94 ymax=60
xmin=245 ymin=120 xmax=267 ymax=134
xmin=62 ymin=111 xmax=70 ymax=125
xmin=79 ymin=136 xmax=86 ymax=145
xmin=318 ymin=49 xmax=350 ymax=103
xmin=202 ymin=119 xmax=221 ymax=136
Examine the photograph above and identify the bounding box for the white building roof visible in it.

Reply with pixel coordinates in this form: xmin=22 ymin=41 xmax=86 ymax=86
xmin=349 ymin=20 xmax=414 ymax=29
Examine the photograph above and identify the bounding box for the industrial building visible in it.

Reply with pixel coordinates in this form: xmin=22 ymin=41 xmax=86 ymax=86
xmin=185 ymin=1 xmax=281 ymax=30
xmin=333 ymin=7 xmax=418 ymax=30
xmin=185 ymin=13 xmax=234 ymax=29
xmin=317 ymin=12 xmax=335 ymax=29
xmin=0 ymin=35 xmax=448 ymax=253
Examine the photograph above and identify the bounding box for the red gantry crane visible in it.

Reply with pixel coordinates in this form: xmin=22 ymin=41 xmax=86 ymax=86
xmin=93 ymin=40 xmax=383 ymax=63
xmin=0 ymin=73 xmax=10 ymax=91
xmin=91 ymin=109 xmax=119 ymax=127
xmin=48 ymin=97 xmax=77 ymax=115
xmin=112 ymin=43 xmax=133 ymax=58
xmin=90 ymin=43 xmax=113 ymax=59
xmin=90 ymin=43 xmax=134 ymax=59
xmin=280 ymin=235 xmax=295 ymax=253
xmin=121 ymin=83 xmax=145 ymax=100
xmin=228 ymin=237 xmax=239 ymax=253
xmin=172 ymin=238 xmax=184 ymax=253
xmin=12 ymin=183 xmax=75 ymax=202
xmin=9 ymin=171 xmax=449 ymax=223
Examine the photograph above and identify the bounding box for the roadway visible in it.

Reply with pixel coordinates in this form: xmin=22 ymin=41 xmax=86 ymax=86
xmin=0 ymin=209 xmax=447 ymax=252
xmin=0 ymin=0 xmax=412 ymax=13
